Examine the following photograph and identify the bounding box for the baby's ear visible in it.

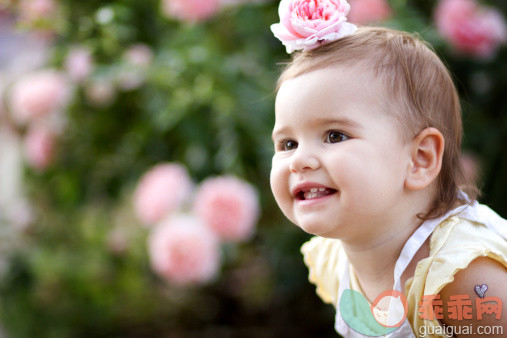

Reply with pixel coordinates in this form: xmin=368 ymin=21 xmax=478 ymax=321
xmin=405 ymin=127 xmax=444 ymax=191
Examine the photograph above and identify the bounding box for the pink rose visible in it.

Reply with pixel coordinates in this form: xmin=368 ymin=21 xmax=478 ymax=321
xmin=9 ymin=69 xmax=71 ymax=125
xmin=23 ymin=124 xmax=56 ymax=170
xmin=18 ymin=0 xmax=57 ymax=23
xmin=193 ymin=176 xmax=259 ymax=242
xmin=435 ymin=0 xmax=507 ymax=59
xmin=133 ymin=163 xmax=193 ymax=225
xmin=148 ymin=215 xmax=221 ymax=285
xmin=348 ymin=0 xmax=391 ymax=25
xmin=271 ymin=0 xmax=358 ymax=53
xmin=160 ymin=0 xmax=220 ymax=23
xmin=65 ymin=47 xmax=93 ymax=83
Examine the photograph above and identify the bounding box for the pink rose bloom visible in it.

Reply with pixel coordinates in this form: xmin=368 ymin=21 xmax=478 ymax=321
xmin=133 ymin=163 xmax=193 ymax=225
xmin=271 ymin=0 xmax=358 ymax=53
xmin=435 ymin=0 xmax=507 ymax=59
xmin=18 ymin=0 xmax=57 ymax=22
xmin=348 ymin=0 xmax=391 ymax=25
xmin=65 ymin=47 xmax=93 ymax=83
xmin=148 ymin=215 xmax=220 ymax=285
xmin=9 ymin=69 xmax=71 ymax=125
xmin=160 ymin=0 xmax=220 ymax=23
xmin=193 ymin=176 xmax=259 ymax=242
xmin=23 ymin=124 xmax=56 ymax=170
xmin=123 ymin=44 xmax=153 ymax=68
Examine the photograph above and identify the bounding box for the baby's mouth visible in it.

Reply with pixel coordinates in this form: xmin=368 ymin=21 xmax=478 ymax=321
xmin=296 ymin=188 xmax=338 ymax=201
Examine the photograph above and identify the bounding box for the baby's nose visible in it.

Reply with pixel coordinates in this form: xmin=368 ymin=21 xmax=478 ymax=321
xmin=289 ymin=146 xmax=320 ymax=173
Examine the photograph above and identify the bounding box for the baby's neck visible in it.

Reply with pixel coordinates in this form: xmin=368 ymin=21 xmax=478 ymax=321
xmin=341 ymin=211 xmax=424 ymax=302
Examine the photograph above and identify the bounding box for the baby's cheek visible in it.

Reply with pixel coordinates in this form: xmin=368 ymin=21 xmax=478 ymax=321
xmin=271 ymin=186 xmax=297 ymax=225
xmin=270 ymin=164 xmax=290 ymax=206
xmin=269 ymin=161 xmax=281 ymax=187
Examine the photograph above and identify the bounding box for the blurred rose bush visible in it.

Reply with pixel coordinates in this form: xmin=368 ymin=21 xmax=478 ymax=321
xmin=135 ymin=162 xmax=260 ymax=285
xmin=435 ymin=0 xmax=506 ymax=58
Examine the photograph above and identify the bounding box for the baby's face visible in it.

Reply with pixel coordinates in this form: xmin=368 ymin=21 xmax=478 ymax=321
xmin=270 ymin=66 xmax=413 ymax=240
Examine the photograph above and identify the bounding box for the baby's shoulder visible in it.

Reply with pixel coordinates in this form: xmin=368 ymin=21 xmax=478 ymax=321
xmin=430 ymin=216 xmax=507 ymax=257
xmin=422 ymin=216 xmax=507 ymax=295
xmin=434 ymin=216 xmax=507 ymax=333
xmin=408 ymin=215 xmax=507 ymax=334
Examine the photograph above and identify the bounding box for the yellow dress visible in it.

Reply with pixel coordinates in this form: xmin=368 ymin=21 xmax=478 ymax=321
xmin=301 ymin=215 xmax=507 ymax=337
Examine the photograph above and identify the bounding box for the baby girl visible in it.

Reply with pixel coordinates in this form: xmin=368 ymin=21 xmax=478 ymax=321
xmin=269 ymin=0 xmax=507 ymax=336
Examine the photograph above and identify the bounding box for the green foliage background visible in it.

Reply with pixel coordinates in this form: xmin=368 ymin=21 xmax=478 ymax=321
xmin=0 ymin=0 xmax=505 ymax=337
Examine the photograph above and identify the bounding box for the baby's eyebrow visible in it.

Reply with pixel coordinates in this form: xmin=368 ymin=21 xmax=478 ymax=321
xmin=271 ymin=117 xmax=361 ymax=141
xmin=315 ymin=117 xmax=361 ymax=129
xmin=271 ymin=128 xmax=285 ymax=142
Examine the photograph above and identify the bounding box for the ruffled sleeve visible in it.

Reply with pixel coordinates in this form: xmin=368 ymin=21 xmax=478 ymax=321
xmin=300 ymin=236 xmax=345 ymax=306
xmin=407 ymin=217 xmax=507 ymax=335
xmin=425 ymin=218 xmax=507 ymax=296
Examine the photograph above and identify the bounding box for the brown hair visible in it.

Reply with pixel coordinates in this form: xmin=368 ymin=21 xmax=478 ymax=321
xmin=277 ymin=26 xmax=479 ymax=221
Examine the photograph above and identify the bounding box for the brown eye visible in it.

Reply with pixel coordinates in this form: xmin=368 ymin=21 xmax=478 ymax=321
xmin=327 ymin=131 xmax=349 ymax=143
xmin=281 ymin=140 xmax=298 ymax=151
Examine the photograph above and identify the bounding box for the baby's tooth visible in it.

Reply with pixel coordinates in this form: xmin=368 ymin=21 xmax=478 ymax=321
xmin=318 ymin=188 xmax=325 ymax=192
xmin=304 ymin=192 xmax=314 ymax=199
xmin=310 ymin=188 xmax=318 ymax=193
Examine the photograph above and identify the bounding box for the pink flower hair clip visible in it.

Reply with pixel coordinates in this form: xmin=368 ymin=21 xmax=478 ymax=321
xmin=271 ymin=0 xmax=358 ymax=53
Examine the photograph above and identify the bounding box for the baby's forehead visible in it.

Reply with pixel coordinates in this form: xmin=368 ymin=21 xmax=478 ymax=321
xmin=276 ymin=65 xmax=390 ymax=114
xmin=274 ymin=65 xmax=411 ymax=141
xmin=277 ymin=71 xmax=402 ymax=123
xmin=279 ymin=64 xmax=389 ymax=103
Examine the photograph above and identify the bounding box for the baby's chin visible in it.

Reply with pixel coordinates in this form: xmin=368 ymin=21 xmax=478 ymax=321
xmin=283 ymin=208 xmax=343 ymax=237
xmin=295 ymin=218 xmax=342 ymax=238
xmin=288 ymin=216 xmax=320 ymax=235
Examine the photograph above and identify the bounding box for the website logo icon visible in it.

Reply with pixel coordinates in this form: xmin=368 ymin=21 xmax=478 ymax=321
xmin=339 ymin=289 xmax=408 ymax=336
